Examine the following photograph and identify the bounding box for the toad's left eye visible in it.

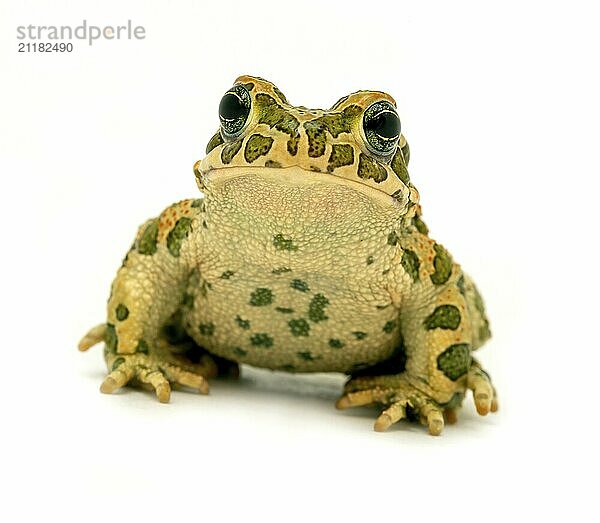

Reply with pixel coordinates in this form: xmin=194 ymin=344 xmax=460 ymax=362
xmin=362 ymin=101 xmax=401 ymax=156
xmin=219 ymin=84 xmax=251 ymax=138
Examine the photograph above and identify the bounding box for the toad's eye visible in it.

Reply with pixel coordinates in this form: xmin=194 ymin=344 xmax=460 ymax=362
xmin=362 ymin=101 xmax=401 ymax=157
xmin=219 ymin=85 xmax=251 ymax=138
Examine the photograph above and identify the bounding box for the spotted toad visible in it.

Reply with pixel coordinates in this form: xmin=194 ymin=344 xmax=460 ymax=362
xmin=79 ymin=76 xmax=497 ymax=435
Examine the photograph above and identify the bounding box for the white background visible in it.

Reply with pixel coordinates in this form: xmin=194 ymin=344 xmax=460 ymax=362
xmin=1 ymin=0 xmax=598 ymax=521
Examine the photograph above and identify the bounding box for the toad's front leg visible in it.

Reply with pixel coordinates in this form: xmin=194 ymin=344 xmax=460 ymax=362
xmin=337 ymin=234 xmax=497 ymax=435
xmin=79 ymin=198 xmax=227 ymax=401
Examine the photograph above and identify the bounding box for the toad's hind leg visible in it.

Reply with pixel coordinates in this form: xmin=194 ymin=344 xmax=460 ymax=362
xmin=79 ymin=198 xmax=238 ymax=402
xmin=337 ymin=233 xmax=498 ymax=435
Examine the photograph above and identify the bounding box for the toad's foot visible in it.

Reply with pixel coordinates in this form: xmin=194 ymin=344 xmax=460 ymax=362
xmin=467 ymin=359 xmax=499 ymax=416
xmin=78 ymin=324 xmax=221 ymax=403
xmin=336 ymin=375 xmax=448 ymax=435
xmin=336 ymin=362 xmax=498 ymax=435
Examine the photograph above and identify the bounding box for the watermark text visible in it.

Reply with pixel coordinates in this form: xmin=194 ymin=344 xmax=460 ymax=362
xmin=16 ymin=20 xmax=146 ymax=46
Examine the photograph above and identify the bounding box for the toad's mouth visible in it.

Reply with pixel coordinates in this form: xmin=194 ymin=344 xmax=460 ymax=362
xmin=194 ymin=164 xmax=410 ymax=213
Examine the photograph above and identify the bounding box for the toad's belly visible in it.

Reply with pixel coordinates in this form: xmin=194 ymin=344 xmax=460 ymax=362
xmin=182 ymin=266 xmax=401 ymax=373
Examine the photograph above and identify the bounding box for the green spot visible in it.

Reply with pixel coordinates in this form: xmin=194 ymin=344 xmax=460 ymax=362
xmin=303 ymin=105 xmax=361 ymax=158
xmin=111 ymin=357 xmax=125 ymax=371
xmin=401 ymin=249 xmax=420 ymax=282
xmin=391 ymin=149 xmax=410 ymax=184
xmin=272 ymin=233 xmax=298 ymax=251
xmin=328 ymin=338 xmax=345 ymax=349
xmin=243 ymin=82 xmax=255 ymax=92
xmin=297 ymin=351 xmax=316 ymax=361
xmin=314 ymin=105 xmax=361 ymax=137
xmin=308 ymin=293 xmax=329 ymax=322
xmin=221 ymin=139 xmax=242 ymax=164
xmin=430 ymin=244 xmax=453 ymax=285
xmin=191 ymin=199 xmax=204 ymax=209
xmin=249 ymin=333 xmax=273 ymax=348
xmin=413 ymin=215 xmax=429 ymax=235
xmin=256 ymin=94 xmax=299 ymax=136
xmin=206 ymin=131 xmax=224 ymax=154
xmin=167 ymin=217 xmax=193 ymax=257
xmin=255 ymin=93 xmax=300 ymax=155
xmin=233 ymin=347 xmax=248 ymax=357
xmin=272 ymin=267 xmax=292 ymax=274
xmin=437 ymin=343 xmax=471 ymax=381
xmin=265 ymin=160 xmax=282 ymax=168
xmin=105 ymin=323 xmax=118 ymax=353
xmin=198 ymin=322 xmax=215 ymax=336
xmin=279 ymin=364 xmax=296 ymax=372
xmin=275 ymin=307 xmax=294 ymax=314
xmin=401 ymin=141 xmax=410 ymax=166
xmin=357 ymin=153 xmax=387 ymax=183
xmin=424 ymin=305 xmax=461 ymax=330
xmin=304 ymin=121 xmax=327 ymax=157
xmin=137 ymin=219 xmax=159 ymax=255
xmin=244 ymin=133 xmax=274 ymax=163
xmin=366 ymin=256 xmax=374 ymax=265
xmin=352 ymin=331 xmax=368 ymax=340
xmin=382 ymin=320 xmax=397 ymax=334
xmin=136 ymin=339 xmax=149 ymax=354
xmin=387 ymin=230 xmax=399 ymax=246
xmin=290 ymin=279 xmax=309 ymax=292
xmin=249 ymin=287 xmax=274 ymax=306
xmin=288 ymin=318 xmax=310 ymax=337
xmin=115 ymin=304 xmax=129 ymax=321
xmin=327 ymin=144 xmax=354 ymax=172
xmin=220 ymin=270 xmax=235 ymax=279
xmin=235 ymin=315 xmax=251 ymax=330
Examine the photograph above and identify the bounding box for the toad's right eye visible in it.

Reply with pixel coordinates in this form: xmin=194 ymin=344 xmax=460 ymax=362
xmin=219 ymin=85 xmax=251 ymax=138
